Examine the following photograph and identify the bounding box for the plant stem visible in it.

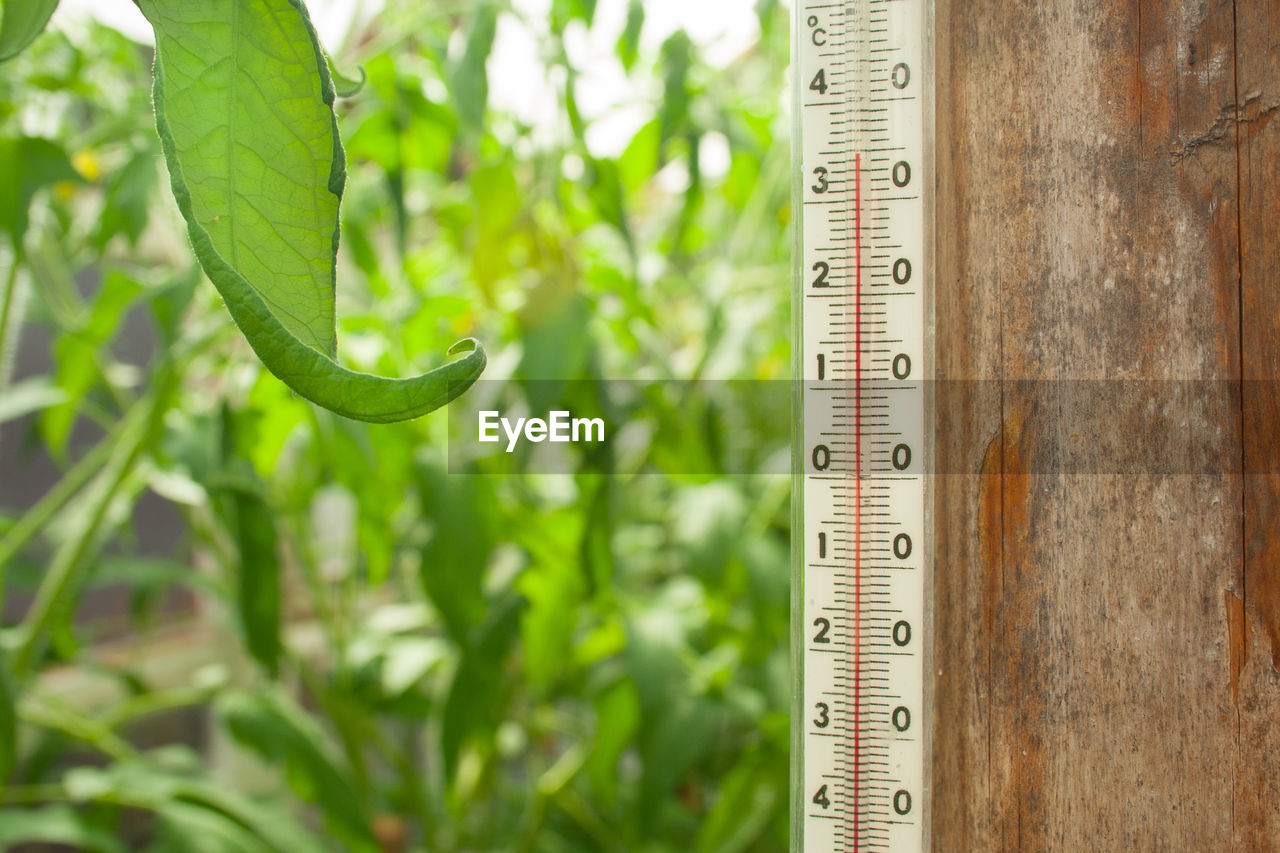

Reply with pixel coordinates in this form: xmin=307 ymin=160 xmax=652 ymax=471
xmin=99 ymin=684 xmax=219 ymax=731
xmin=295 ymin=661 xmax=372 ymax=793
xmin=0 ymin=248 xmax=27 ymax=456
xmin=0 ymin=782 xmax=154 ymax=813
xmin=0 ymin=249 xmax=19 ymax=390
xmin=0 ymin=784 xmax=68 ymax=805
xmin=19 ymin=697 xmax=138 ymax=761
xmin=9 ymin=366 xmax=175 ymax=681
xmin=513 ymin=744 xmax=588 ymax=853
xmin=0 ymin=435 xmax=114 ymax=578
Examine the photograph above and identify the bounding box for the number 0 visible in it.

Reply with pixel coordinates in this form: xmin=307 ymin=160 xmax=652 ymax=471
xmin=893 ymin=620 xmax=912 ymax=646
xmin=892 ymin=161 xmax=911 ymax=188
xmin=892 ymin=706 xmax=911 ymax=731
xmin=892 ymin=353 xmax=911 ymax=379
xmin=892 ymin=443 xmax=912 ymax=470
xmin=812 ymin=444 xmax=830 ymax=471
xmin=893 ymin=257 xmax=912 ymax=284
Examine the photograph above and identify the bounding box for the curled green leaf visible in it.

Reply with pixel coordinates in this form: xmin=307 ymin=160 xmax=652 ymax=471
xmin=326 ymin=53 xmax=366 ymax=98
xmin=136 ymin=0 xmax=484 ymax=423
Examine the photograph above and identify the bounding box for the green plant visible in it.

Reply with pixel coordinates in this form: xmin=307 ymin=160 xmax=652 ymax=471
xmin=0 ymin=1 xmax=793 ymax=850
xmin=5 ymin=0 xmax=485 ymax=427
xmin=138 ymin=0 xmax=485 ymax=423
xmin=0 ymin=1 xmax=59 ymax=63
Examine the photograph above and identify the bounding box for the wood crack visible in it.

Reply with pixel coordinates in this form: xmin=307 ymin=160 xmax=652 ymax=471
xmin=1171 ymin=92 xmax=1279 ymax=162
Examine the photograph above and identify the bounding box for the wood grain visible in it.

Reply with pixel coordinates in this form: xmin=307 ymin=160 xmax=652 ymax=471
xmin=931 ymin=0 xmax=1279 ymax=847
xmin=1234 ymin=1 xmax=1280 ymax=847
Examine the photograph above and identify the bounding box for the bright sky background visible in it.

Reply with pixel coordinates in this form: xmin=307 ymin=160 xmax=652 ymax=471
xmin=50 ymin=0 xmax=771 ymax=161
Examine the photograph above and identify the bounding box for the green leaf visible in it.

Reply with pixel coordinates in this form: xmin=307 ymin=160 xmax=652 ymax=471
xmin=160 ymin=780 xmax=330 ymax=853
xmin=469 ymin=160 xmax=519 ymax=290
xmin=516 ymin=509 xmax=586 ymax=690
xmin=518 ymin=287 xmax=589 ymax=392
xmin=380 ymin=636 xmax=449 ymax=696
xmin=136 ymin=0 xmax=484 ymax=423
xmin=0 ymin=646 xmax=15 ymax=780
xmin=440 ymin=593 xmax=522 ymax=783
xmin=10 ymin=368 xmax=178 ymax=680
xmin=151 ymin=801 xmax=273 ymax=853
xmin=40 ymin=270 xmax=144 ymax=454
xmin=518 ymin=562 xmax=582 ymax=689
xmin=94 ymin=146 xmax=159 ymax=249
xmin=213 ymin=405 xmax=281 ymax=674
xmin=148 ymin=264 xmax=200 ymax=347
xmin=583 ymin=157 xmax=632 ymax=251
xmin=231 ymin=489 xmax=281 ymax=674
xmin=414 ymin=463 xmax=497 ymax=642
xmin=64 ymin=762 xmax=326 ymax=853
xmin=638 ymin=694 xmax=720 ymax=817
xmin=658 ymin=31 xmax=693 ymax=144
xmin=313 ymin=417 xmax=414 ymax=585
xmin=449 ymin=5 xmax=497 ymax=131
xmin=616 ymin=0 xmax=644 ymax=70
xmin=693 ymin=752 xmax=779 ymax=853
xmin=217 ymin=689 xmax=379 ymax=852
xmin=551 ymin=0 xmax=596 ymax=30
xmin=0 ymin=376 xmax=66 ymax=424
xmin=325 ymin=53 xmax=365 ymax=98
xmin=587 ymin=679 xmax=640 ymax=810
xmin=0 ymin=0 xmax=59 ymax=62
xmin=625 ymin=578 xmax=706 ymax=713
xmin=0 ymin=137 xmax=81 ymax=246
xmin=0 ymin=804 xmax=126 ymax=852
xmin=617 ymin=118 xmax=660 ymax=194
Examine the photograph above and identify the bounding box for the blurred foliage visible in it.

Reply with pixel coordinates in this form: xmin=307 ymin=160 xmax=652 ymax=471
xmin=0 ymin=1 xmax=792 ymax=850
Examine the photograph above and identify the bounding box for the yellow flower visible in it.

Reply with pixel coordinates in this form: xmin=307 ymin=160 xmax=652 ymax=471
xmin=54 ymin=149 xmax=101 ymax=199
xmin=71 ymin=149 xmax=103 ymax=181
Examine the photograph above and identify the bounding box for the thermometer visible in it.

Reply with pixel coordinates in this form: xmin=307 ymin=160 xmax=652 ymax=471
xmin=793 ymin=1 xmax=933 ymax=850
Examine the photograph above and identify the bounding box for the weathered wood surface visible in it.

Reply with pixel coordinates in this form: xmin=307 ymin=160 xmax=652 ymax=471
xmin=932 ymin=0 xmax=1280 ymax=848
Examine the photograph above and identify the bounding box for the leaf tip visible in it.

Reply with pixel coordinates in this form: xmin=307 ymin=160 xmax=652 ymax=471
xmin=326 ymin=55 xmax=367 ymax=98
xmin=447 ymin=337 xmax=484 ymax=358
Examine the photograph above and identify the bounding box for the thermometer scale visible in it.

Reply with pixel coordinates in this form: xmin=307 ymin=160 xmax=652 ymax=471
xmin=793 ymin=1 xmax=933 ymax=850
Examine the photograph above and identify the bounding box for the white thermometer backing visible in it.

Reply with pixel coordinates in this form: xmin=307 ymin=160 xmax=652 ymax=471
xmin=792 ymin=1 xmax=933 ymax=850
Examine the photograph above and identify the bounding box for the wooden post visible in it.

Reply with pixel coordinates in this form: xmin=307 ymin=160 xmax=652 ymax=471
xmin=931 ymin=0 xmax=1280 ymax=847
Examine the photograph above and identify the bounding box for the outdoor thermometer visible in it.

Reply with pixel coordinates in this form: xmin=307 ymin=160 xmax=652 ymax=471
xmin=792 ymin=1 xmax=934 ymax=851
